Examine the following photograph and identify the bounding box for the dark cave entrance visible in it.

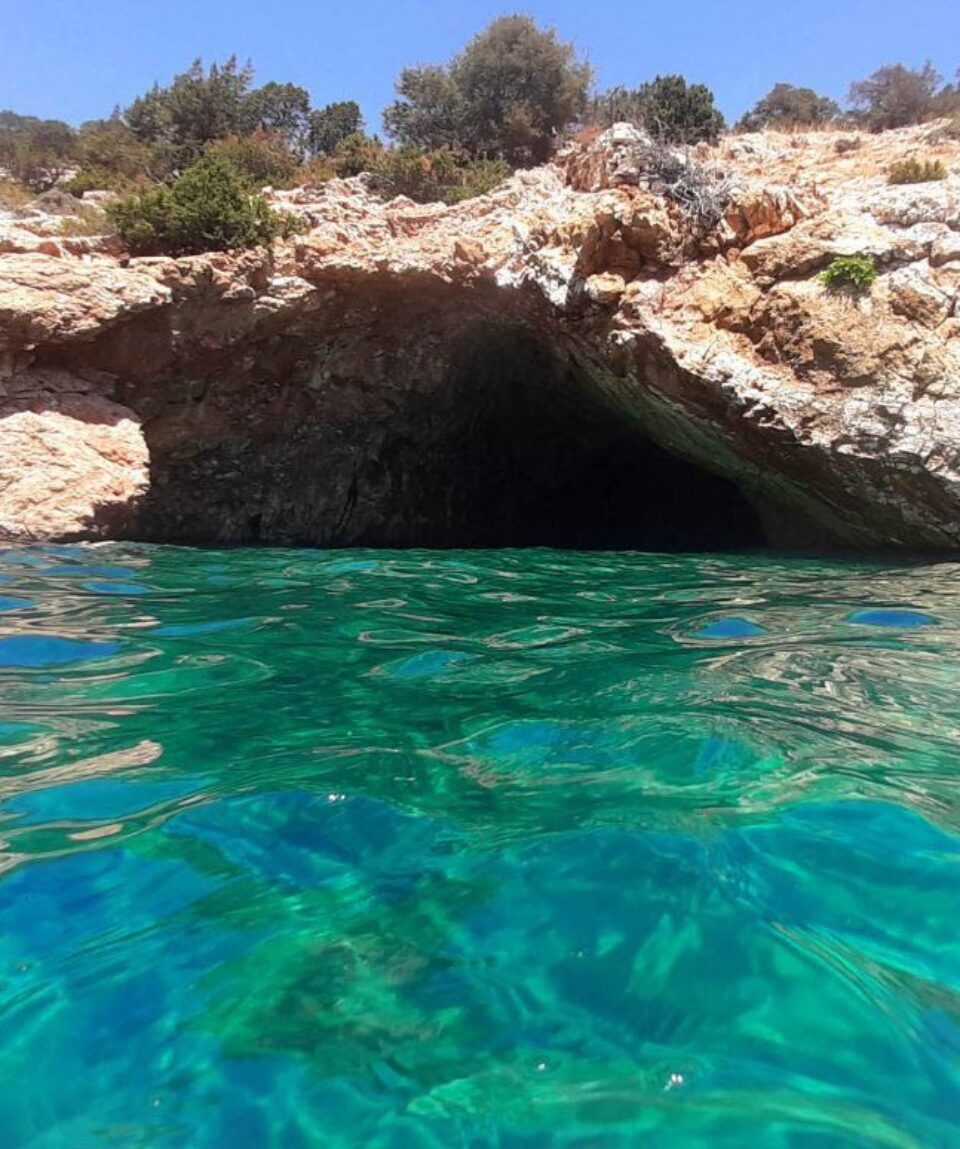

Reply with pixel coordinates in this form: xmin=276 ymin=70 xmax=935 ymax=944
xmin=405 ymin=326 xmax=766 ymax=551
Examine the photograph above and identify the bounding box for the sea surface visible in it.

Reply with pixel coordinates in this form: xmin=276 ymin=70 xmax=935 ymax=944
xmin=0 ymin=544 xmax=959 ymax=1147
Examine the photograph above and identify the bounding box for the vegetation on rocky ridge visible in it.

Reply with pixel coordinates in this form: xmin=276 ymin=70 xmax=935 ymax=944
xmin=586 ymin=76 xmax=726 ymax=144
xmin=108 ymin=153 xmax=302 ymax=256
xmin=2 ymin=15 xmax=959 ymax=259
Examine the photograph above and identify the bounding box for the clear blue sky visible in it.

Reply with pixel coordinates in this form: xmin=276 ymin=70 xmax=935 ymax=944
xmin=1 ymin=0 xmax=958 ymax=129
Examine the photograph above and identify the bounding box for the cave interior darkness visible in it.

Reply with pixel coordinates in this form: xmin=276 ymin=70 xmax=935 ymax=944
xmin=411 ymin=326 xmax=766 ymax=552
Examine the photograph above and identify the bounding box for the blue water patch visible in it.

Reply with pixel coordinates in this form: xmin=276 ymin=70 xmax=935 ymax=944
xmin=42 ymin=565 xmax=140 ymax=580
xmin=6 ymin=776 xmax=201 ymax=824
xmin=154 ymin=618 xmax=252 ymax=637
xmin=320 ymin=557 xmax=382 ymax=575
xmin=83 ymin=580 xmax=149 ymax=596
xmin=391 ymin=650 xmax=474 ymax=678
xmin=848 ymin=608 xmax=936 ymax=629
xmin=0 ymin=721 xmax=41 ymax=743
xmin=0 ymin=635 xmax=121 ymax=667
xmin=0 ymin=596 xmax=32 ymax=612
xmin=694 ymin=734 xmax=753 ymax=775
xmin=696 ymin=617 xmax=767 ymax=640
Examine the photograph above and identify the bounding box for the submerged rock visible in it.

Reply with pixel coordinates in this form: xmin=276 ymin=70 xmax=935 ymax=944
xmin=1 ymin=121 xmax=960 ymax=550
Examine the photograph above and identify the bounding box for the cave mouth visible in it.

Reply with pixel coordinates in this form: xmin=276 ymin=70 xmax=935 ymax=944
xmin=404 ymin=325 xmax=767 ymax=552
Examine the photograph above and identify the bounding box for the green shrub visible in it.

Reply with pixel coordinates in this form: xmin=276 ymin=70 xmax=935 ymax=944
xmin=587 ymin=75 xmax=725 ymax=144
xmin=108 ymin=153 xmax=301 ymax=255
xmin=819 ymin=255 xmax=877 ymax=293
xmin=308 ymin=101 xmax=363 ymax=157
xmin=299 ymin=136 xmax=511 ymax=205
xmin=330 ymin=132 xmax=385 ymax=178
xmin=887 ymin=157 xmax=947 ymax=185
xmin=834 ymin=136 xmax=862 ymax=155
xmin=0 ymin=111 xmax=76 ymax=191
xmin=370 ymin=147 xmax=510 ymax=204
xmin=204 ymin=131 xmax=301 ymax=188
xmin=0 ymin=178 xmax=33 ymax=209
xmin=61 ymin=168 xmax=149 ymax=196
xmin=737 ymin=83 xmax=839 ymax=131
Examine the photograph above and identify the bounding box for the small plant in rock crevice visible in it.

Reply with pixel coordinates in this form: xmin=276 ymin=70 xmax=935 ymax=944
xmin=819 ymin=255 xmax=878 ymax=293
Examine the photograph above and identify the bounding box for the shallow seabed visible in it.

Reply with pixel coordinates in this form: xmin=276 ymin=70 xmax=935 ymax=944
xmin=0 ymin=544 xmax=959 ymax=1147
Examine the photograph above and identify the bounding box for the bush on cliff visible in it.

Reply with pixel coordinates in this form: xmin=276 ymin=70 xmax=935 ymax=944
xmin=300 ymin=133 xmax=510 ymax=205
xmin=737 ymin=83 xmax=840 ymax=131
xmin=819 ymin=255 xmax=877 ymax=293
xmin=204 ymin=131 xmax=301 ymax=188
xmin=0 ymin=111 xmax=76 ymax=191
xmin=587 ymin=75 xmax=725 ymax=145
xmin=108 ymin=153 xmax=301 ymax=255
xmin=848 ymin=63 xmax=943 ymax=130
xmin=61 ymin=118 xmax=172 ymax=194
xmin=122 ymin=58 xmax=354 ymax=164
xmin=384 ymin=15 xmax=591 ymax=165
xmin=369 ymin=147 xmax=511 ymax=204
xmin=308 ymin=101 xmax=364 ymax=157
xmin=887 ymin=157 xmax=947 ymax=184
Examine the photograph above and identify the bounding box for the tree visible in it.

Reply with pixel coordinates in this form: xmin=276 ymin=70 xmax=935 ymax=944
xmin=327 ymin=132 xmax=384 ymax=177
xmin=241 ymin=81 xmax=311 ymax=151
xmin=634 ymin=75 xmax=725 ymax=144
xmin=124 ymin=57 xmax=256 ymax=164
xmin=69 ymin=118 xmax=165 ymax=188
xmin=308 ymin=101 xmax=363 ymax=157
xmin=383 ymin=15 xmax=592 ymax=165
xmin=737 ymin=83 xmax=840 ymax=131
xmin=383 ymin=66 xmax=465 ymax=153
xmin=109 ymin=152 xmax=299 ymax=255
xmin=584 ymin=86 xmax=647 ymax=128
xmin=848 ymin=62 xmax=942 ymax=130
xmin=0 ymin=111 xmax=75 ymax=190
xmin=586 ymin=75 xmax=725 ymax=144
xmin=933 ymin=69 xmax=960 ymax=118
xmin=448 ymin=16 xmax=592 ymax=163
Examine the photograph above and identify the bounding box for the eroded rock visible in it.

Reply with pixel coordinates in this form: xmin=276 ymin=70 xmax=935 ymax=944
xmin=2 ymin=122 xmax=960 ymax=551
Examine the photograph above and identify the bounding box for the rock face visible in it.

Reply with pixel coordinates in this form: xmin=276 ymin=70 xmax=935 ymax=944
xmin=3 ymin=121 xmax=960 ymax=551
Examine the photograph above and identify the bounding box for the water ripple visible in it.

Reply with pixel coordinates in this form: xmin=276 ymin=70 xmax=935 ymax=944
xmin=0 ymin=544 xmax=958 ymax=1145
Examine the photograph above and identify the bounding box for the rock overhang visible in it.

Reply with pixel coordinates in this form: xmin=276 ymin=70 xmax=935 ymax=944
xmin=2 ymin=121 xmax=960 ymax=551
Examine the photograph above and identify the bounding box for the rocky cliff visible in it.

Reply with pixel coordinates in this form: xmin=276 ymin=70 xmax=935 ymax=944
xmin=3 ymin=122 xmax=960 ymax=551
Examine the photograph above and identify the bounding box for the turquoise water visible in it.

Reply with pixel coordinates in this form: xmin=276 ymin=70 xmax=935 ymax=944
xmin=1 ymin=544 xmax=959 ymax=1147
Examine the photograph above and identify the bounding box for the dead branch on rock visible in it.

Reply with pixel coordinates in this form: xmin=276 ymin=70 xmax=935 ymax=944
xmin=636 ymin=138 xmax=734 ymax=239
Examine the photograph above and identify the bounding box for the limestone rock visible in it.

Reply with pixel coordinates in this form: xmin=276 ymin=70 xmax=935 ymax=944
xmin=2 ymin=122 xmax=960 ymax=550
xmin=931 ymin=232 xmax=960 ymax=267
xmin=584 ymin=272 xmax=626 ymax=304
xmin=0 ymin=372 xmax=148 ymax=540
